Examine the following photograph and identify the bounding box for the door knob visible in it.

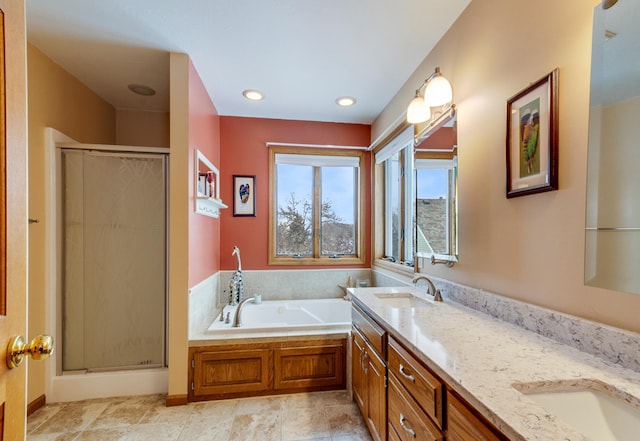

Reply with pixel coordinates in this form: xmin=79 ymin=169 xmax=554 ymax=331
xmin=6 ymin=335 xmax=54 ymax=369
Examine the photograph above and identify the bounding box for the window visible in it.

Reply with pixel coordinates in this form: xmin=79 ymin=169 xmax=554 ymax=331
xmin=269 ymin=146 xmax=365 ymax=265
xmin=415 ymin=157 xmax=457 ymax=256
xmin=376 ymin=127 xmax=414 ymax=266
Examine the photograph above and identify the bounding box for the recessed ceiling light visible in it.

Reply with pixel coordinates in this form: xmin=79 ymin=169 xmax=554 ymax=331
xmin=128 ymin=84 xmax=156 ymax=96
xmin=243 ymin=89 xmax=264 ymax=101
xmin=336 ymin=96 xmax=356 ymax=107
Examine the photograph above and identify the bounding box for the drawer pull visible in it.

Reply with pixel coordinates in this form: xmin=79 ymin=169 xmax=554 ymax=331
xmin=399 ymin=363 xmax=415 ymax=382
xmin=399 ymin=413 xmax=416 ymax=437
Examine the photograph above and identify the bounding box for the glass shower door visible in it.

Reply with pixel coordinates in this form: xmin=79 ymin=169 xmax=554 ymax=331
xmin=61 ymin=150 xmax=167 ymax=372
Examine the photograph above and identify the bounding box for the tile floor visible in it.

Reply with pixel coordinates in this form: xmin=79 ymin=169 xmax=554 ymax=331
xmin=27 ymin=390 xmax=373 ymax=441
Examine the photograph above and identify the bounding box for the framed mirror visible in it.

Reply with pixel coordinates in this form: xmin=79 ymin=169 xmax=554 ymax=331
xmin=413 ymin=109 xmax=458 ymax=266
xmin=585 ymin=0 xmax=640 ymax=294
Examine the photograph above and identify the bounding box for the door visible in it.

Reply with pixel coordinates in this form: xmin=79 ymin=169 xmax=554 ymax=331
xmin=0 ymin=1 xmax=29 ymax=439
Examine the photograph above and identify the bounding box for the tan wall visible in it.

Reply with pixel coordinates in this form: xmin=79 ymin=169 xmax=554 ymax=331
xmin=116 ymin=109 xmax=169 ymax=147
xmin=373 ymin=0 xmax=640 ymax=333
xmin=167 ymin=52 xmax=190 ymax=401
xmin=27 ymin=44 xmax=115 ymax=404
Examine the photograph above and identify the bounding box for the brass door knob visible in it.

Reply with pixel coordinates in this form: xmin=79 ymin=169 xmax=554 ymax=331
xmin=6 ymin=335 xmax=54 ymax=369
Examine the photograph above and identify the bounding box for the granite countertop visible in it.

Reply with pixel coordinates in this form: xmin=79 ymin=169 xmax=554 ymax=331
xmin=348 ymin=286 xmax=640 ymax=441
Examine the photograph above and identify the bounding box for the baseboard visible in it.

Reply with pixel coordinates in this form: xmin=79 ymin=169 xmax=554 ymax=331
xmin=166 ymin=394 xmax=188 ymax=407
xmin=27 ymin=395 xmax=46 ymax=416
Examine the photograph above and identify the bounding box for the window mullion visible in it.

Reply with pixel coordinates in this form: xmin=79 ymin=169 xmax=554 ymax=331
xmin=313 ymin=166 xmax=321 ymax=258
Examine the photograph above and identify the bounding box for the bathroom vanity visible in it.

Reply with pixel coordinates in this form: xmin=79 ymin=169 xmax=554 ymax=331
xmin=349 ymin=286 xmax=640 ymax=441
xmin=351 ymin=297 xmax=505 ymax=441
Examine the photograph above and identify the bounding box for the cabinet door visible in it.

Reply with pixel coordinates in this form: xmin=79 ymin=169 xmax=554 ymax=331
xmin=447 ymin=391 xmax=504 ymax=441
xmin=352 ymin=328 xmax=367 ymax=414
xmin=192 ymin=348 xmax=270 ymax=399
xmin=366 ymin=345 xmax=387 ymax=441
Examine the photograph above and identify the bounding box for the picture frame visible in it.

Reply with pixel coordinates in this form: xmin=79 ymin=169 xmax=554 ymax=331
xmin=233 ymin=175 xmax=256 ymax=216
xmin=506 ymin=69 xmax=559 ymax=198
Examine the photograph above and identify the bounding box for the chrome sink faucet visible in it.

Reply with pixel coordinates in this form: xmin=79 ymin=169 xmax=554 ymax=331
xmin=232 ymin=296 xmax=255 ymax=327
xmin=412 ymin=275 xmax=444 ymax=302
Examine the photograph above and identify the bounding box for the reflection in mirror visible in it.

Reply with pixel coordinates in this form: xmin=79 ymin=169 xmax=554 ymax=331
xmin=414 ymin=111 xmax=458 ymax=266
xmin=585 ymin=0 xmax=640 ymax=294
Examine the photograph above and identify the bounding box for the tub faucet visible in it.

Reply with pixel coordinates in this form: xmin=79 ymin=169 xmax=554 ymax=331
xmin=232 ymin=296 xmax=255 ymax=327
xmin=412 ymin=275 xmax=443 ymax=302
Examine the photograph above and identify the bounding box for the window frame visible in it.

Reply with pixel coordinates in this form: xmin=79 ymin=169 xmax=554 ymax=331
xmin=268 ymin=145 xmax=365 ymax=266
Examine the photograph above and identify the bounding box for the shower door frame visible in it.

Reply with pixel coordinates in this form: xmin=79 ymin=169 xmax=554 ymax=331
xmin=59 ymin=147 xmax=169 ymax=373
xmin=42 ymin=128 xmax=171 ymax=402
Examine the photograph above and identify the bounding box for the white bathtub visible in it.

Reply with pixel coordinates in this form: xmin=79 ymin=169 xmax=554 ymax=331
xmin=207 ymin=298 xmax=351 ymax=333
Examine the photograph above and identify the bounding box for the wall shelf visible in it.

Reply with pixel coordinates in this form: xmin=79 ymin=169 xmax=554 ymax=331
xmin=195 ymin=149 xmax=227 ymax=218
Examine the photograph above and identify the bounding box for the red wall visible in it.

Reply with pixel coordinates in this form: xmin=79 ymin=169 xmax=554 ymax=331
xmin=220 ymin=116 xmax=371 ymax=270
xmin=188 ymin=59 xmax=221 ymax=286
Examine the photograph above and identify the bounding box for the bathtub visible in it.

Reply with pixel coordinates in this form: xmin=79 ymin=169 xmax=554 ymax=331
xmin=207 ymin=298 xmax=351 ymax=333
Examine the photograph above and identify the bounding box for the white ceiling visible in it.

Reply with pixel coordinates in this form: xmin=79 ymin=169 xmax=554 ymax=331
xmin=26 ymin=0 xmax=471 ymax=124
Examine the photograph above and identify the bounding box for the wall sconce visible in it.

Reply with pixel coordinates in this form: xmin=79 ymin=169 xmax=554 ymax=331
xmin=406 ymin=67 xmax=453 ymax=124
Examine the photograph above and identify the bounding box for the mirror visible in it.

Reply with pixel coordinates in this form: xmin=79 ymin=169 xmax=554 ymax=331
xmin=585 ymin=0 xmax=640 ymax=294
xmin=413 ymin=110 xmax=458 ymax=266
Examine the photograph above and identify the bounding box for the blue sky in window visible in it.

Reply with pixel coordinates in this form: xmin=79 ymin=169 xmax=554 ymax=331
xmin=417 ymin=169 xmax=448 ymax=199
xmin=277 ymin=164 xmax=355 ymax=224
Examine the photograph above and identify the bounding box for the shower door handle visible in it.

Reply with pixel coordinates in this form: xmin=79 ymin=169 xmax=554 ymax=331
xmin=6 ymin=334 xmax=54 ymax=369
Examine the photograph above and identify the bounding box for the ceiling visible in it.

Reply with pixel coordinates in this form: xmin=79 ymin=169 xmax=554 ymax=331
xmin=26 ymin=0 xmax=471 ymax=125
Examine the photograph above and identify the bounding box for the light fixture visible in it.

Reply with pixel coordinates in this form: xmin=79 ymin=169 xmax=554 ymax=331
xmin=243 ymin=89 xmax=264 ymax=101
xmin=128 ymin=84 xmax=156 ymax=96
xmin=336 ymin=96 xmax=356 ymax=107
xmin=406 ymin=67 xmax=453 ymax=124
xmin=602 ymin=0 xmax=618 ymax=9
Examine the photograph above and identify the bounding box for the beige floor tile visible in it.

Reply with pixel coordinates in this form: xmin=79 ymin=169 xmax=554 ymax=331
xmin=73 ymin=427 xmax=127 ymax=441
xmin=323 ymin=403 xmax=370 ymax=439
xmin=27 ymin=403 xmax=65 ymax=434
xmin=32 ymin=402 xmax=110 ymax=434
xmin=27 ymin=432 xmax=81 ymax=441
xmin=235 ymin=395 xmax=284 ymax=416
xmin=138 ymin=402 xmax=193 ymax=425
xmin=188 ymin=399 xmax=238 ymax=423
xmin=177 ymin=421 xmax=232 ymax=441
xmin=120 ymin=422 xmax=185 ymax=441
xmin=282 ymin=407 xmax=331 ymax=441
xmin=88 ymin=399 xmax=152 ymax=429
xmin=230 ymin=412 xmax=282 ymax=441
xmin=28 ymin=390 xmax=371 ymax=441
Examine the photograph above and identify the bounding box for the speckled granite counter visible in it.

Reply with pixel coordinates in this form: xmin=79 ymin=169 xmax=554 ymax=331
xmin=348 ymin=286 xmax=640 ymax=441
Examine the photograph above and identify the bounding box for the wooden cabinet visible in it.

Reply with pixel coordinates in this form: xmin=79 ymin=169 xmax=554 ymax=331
xmin=189 ymin=338 xmax=346 ymax=401
xmin=351 ymin=304 xmax=387 ymax=441
xmin=388 ymin=337 xmax=444 ymax=429
xmin=351 ymin=300 xmax=509 ymax=441
xmin=447 ymin=391 xmax=507 ymax=441
xmin=388 ymin=374 xmax=443 ymax=441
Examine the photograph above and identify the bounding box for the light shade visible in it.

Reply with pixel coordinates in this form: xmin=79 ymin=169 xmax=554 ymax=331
xmin=424 ymin=75 xmax=453 ymax=107
xmin=406 ymin=94 xmax=431 ymax=124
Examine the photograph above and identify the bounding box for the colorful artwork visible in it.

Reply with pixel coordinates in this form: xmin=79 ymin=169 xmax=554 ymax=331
xmin=519 ymin=98 xmax=540 ymax=178
xmin=239 ymin=183 xmax=250 ymax=203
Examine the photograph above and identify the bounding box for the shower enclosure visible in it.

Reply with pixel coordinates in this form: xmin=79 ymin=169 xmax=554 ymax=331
xmin=61 ymin=149 xmax=167 ymax=372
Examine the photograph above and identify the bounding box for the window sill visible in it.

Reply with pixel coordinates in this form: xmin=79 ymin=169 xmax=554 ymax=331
xmin=373 ymin=259 xmax=415 ymax=277
xmin=269 ymin=256 xmax=365 ymax=266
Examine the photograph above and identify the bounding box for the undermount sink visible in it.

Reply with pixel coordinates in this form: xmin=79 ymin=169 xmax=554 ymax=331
xmin=374 ymin=292 xmax=431 ymax=308
xmin=514 ymin=380 xmax=640 ymax=441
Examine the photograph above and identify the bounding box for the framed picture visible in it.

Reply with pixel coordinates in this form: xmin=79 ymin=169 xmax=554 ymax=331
xmin=506 ymin=69 xmax=559 ymax=198
xmin=233 ymin=175 xmax=256 ymax=216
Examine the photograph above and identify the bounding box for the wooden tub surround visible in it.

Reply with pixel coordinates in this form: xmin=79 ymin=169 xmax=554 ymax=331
xmin=188 ymin=337 xmax=347 ymax=402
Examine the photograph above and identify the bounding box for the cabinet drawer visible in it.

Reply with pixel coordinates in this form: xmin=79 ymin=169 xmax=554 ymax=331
xmin=352 ymin=304 xmax=386 ymax=357
xmin=447 ymin=391 xmax=505 ymax=441
xmin=388 ymin=337 xmax=444 ymax=428
xmin=388 ymin=374 xmax=443 ymax=441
